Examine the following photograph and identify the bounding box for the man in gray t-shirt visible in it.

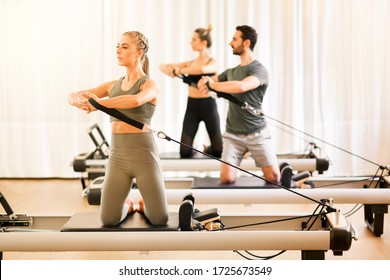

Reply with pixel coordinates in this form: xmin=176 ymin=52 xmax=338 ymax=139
xmin=198 ymin=25 xmax=280 ymax=185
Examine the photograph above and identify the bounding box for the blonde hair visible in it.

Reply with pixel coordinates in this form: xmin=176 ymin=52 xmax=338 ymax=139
xmin=122 ymin=31 xmax=150 ymax=76
xmin=195 ymin=24 xmax=213 ymax=48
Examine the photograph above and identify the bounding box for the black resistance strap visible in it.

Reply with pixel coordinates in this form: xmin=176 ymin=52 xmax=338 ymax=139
xmin=88 ymin=98 xmax=145 ymax=131
xmin=205 ymin=81 xmax=262 ymax=115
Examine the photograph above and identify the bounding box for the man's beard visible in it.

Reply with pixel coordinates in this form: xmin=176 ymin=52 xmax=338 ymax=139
xmin=232 ymin=44 xmax=244 ymax=55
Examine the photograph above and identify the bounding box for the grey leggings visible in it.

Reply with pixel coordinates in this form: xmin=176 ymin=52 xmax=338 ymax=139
xmin=100 ymin=133 xmax=168 ymax=226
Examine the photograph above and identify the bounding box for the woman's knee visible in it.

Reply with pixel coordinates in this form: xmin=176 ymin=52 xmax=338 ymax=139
xmin=100 ymin=208 xmax=122 ymax=226
xmin=147 ymin=211 xmax=169 ymax=226
xmin=213 ymin=148 xmax=222 ymax=158
xmin=180 ymin=148 xmax=193 ymax=158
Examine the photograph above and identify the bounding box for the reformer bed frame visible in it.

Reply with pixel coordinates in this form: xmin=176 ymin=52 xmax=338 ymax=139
xmin=0 ymin=190 xmax=356 ymax=260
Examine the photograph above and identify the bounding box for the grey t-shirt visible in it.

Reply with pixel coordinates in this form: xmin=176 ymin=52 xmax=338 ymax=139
xmin=218 ymin=60 xmax=268 ymax=135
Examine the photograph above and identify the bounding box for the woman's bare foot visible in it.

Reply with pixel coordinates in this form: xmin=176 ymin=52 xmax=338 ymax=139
xmin=125 ymin=197 xmax=136 ymax=214
xmin=137 ymin=198 xmax=145 ymax=213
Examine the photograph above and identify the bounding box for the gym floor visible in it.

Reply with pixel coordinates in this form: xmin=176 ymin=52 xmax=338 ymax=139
xmin=0 ymin=178 xmax=389 ymax=260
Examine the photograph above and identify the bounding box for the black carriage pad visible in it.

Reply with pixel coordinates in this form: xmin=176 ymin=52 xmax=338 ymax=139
xmin=61 ymin=212 xmax=179 ymax=232
xmin=192 ymin=176 xmax=277 ymax=189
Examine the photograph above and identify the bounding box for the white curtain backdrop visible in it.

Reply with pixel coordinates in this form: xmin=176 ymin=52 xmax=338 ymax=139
xmin=0 ymin=0 xmax=389 ymax=177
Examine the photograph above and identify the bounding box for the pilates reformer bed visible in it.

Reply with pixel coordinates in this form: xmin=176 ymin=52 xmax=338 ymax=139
xmin=85 ymin=174 xmax=390 ymax=237
xmin=0 ymin=190 xmax=356 ymax=260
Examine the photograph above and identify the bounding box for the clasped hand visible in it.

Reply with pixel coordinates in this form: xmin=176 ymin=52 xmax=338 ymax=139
xmin=78 ymin=91 xmax=98 ymax=113
xmin=198 ymin=76 xmax=213 ymax=95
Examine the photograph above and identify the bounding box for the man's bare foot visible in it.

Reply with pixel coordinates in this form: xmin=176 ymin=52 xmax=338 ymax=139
xmin=203 ymin=144 xmax=209 ymax=154
xmin=137 ymin=198 xmax=145 ymax=213
xmin=125 ymin=197 xmax=136 ymax=214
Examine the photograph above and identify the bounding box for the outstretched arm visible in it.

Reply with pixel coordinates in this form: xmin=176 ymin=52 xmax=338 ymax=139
xmin=82 ymin=79 xmax=159 ymax=110
xmin=199 ymin=76 xmax=260 ymax=95
xmin=159 ymin=61 xmax=193 ymax=77
xmin=178 ymin=59 xmax=217 ymax=75
xmin=68 ymin=80 xmax=115 ymax=111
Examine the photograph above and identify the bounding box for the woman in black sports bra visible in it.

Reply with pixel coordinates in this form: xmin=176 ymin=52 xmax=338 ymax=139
xmin=159 ymin=25 xmax=223 ymax=158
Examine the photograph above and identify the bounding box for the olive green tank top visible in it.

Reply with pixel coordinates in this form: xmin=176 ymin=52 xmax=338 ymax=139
xmin=109 ymin=76 xmax=156 ymax=125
